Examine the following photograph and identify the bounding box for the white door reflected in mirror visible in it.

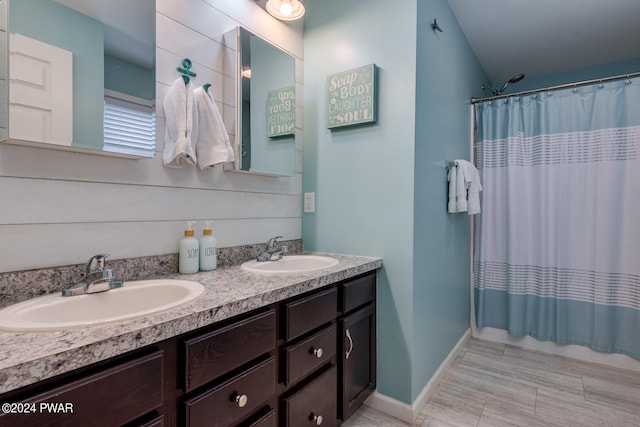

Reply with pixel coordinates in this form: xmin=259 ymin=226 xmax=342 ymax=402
xmin=9 ymin=33 xmax=73 ymax=146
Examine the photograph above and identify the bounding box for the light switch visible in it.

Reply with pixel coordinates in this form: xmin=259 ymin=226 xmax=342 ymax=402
xmin=304 ymin=192 xmax=316 ymax=213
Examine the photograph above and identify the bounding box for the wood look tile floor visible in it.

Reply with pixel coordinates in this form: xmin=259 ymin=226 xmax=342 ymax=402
xmin=343 ymin=338 xmax=640 ymax=427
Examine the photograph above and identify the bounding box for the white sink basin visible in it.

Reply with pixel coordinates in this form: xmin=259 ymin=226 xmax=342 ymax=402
xmin=241 ymin=255 xmax=339 ymax=274
xmin=0 ymin=279 xmax=205 ymax=332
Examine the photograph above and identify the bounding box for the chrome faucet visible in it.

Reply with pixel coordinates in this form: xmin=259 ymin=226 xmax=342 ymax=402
xmin=256 ymin=236 xmax=288 ymax=262
xmin=61 ymin=254 xmax=123 ymax=296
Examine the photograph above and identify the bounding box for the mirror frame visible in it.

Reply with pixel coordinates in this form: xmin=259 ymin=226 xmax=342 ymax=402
xmin=225 ymin=26 xmax=297 ymax=177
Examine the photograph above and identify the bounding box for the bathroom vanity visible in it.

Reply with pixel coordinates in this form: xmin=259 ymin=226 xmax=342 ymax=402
xmin=0 ymin=254 xmax=381 ymax=426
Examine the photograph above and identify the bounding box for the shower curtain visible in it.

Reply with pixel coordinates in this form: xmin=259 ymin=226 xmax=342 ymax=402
xmin=473 ymin=77 xmax=640 ymax=359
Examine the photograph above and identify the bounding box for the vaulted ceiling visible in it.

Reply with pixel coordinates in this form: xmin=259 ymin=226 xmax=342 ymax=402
xmin=447 ymin=0 xmax=640 ymax=84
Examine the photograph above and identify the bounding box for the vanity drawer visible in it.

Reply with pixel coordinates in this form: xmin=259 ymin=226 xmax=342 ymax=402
xmin=244 ymin=409 xmax=276 ymax=427
xmin=282 ymin=365 xmax=337 ymax=427
xmin=283 ymin=324 xmax=336 ymax=386
xmin=0 ymin=350 xmax=163 ymax=427
xmin=284 ymin=287 xmax=338 ymax=341
xmin=183 ymin=309 xmax=276 ymax=392
xmin=184 ymin=356 xmax=276 ymax=427
xmin=342 ymin=272 xmax=376 ymax=313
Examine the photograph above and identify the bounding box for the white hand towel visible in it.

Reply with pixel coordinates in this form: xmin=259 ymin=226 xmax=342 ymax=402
xmin=163 ymin=78 xmax=198 ymax=167
xmin=455 ymin=160 xmax=468 ymax=212
xmin=457 ymin=159 xmax=482 ymax=215
xmin=448 ymin=163 xmax=458 ymax=213
xmin=194 ymin=86 xmax=235 ymax=169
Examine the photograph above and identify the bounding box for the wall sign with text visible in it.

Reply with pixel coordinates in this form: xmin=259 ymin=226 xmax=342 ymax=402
xmin=326 ymin=64 xmax=378 ymax=129
xmin=267 ymin=86 xmax=296 ymax=137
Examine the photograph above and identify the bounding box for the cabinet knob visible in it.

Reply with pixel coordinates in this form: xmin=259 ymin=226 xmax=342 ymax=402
xmin=310 ymin=413 xmax=323 ymax=425
xmin=312 ymin=347 xmax=323 ymax=358
xmin=234 ymin=393 xmax=248 ymax=408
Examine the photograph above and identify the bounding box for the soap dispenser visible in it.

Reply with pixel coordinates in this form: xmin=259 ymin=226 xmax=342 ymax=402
xmin=199 ymin=221 xmax=217 ymax=271
xmin=179 ymin=222 xmax=199 ymax=274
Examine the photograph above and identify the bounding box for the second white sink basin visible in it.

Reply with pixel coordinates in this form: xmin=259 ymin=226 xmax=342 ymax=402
xmin=0 ymin=279 xmax=205 ymax=332
xmin=241 ymin=255 xmax=339 ymax=274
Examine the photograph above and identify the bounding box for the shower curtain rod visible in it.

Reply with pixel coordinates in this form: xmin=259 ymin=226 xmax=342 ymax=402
xmin=470 ymin=70 xmax=640 ymax=104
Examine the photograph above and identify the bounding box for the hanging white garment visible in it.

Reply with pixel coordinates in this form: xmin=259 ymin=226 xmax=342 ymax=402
xmin=457 ymin=159 xmax=482 ymax=215
xmin=163 ymin=78 xmax=198 ymax=167
xmin=193 ymin=86 xmax=235 ymax=169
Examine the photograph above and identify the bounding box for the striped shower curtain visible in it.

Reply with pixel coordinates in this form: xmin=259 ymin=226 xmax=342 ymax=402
xmin=473 ymin=77 xmax=640 ymax=359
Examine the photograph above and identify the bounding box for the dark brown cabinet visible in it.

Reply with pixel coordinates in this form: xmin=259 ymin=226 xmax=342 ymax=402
xmin=283 ymin=287 xmax=338 ymax=341
xmin=182 ymin=309 xmax=276 ymax=393
xmin=282 ymin=366 xmax=338 ymax=427
xmin=338 ymin=271 xmax=376 ymax=421
xmin=0 ymin=271 xmax=377 ymax=427
xmin=181 ymin=309 xmax=277 ymax=427
xmin=282 ymin=323 xmax=337 ymax=386
xmin=0 ymin=350 xmax=164 ymax=427
xmin=183 ymin=357 xmax=276 ymax=426
xmin=340 ymin=304 xmax=376 ymax=420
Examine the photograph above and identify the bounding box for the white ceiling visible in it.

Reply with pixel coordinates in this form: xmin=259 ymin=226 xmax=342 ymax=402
xmin=447 ymin=0 xmax=640 ymax=85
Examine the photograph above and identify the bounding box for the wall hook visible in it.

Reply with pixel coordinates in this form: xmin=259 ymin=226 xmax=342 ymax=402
xmin=431 ymin=19 xmax=443 ymax=33
xmin=177 ymin=58 xmax=197 ymax=85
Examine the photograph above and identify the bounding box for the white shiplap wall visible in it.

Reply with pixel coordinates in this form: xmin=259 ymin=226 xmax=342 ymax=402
xmin=0 ymin=0 xmax=304 ymax=273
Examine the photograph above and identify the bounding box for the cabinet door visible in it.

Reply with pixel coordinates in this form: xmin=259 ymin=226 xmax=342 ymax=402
xmin=340 ymin=304 xmax=376 ymax=421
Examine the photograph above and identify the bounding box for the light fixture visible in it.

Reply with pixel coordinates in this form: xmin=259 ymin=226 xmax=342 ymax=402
xmin=265 ymin=0 xmax=305 ymax=21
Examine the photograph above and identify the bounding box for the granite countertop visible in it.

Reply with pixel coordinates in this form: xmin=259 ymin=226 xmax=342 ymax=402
xmin=0 ymin=252 xmax=382 ymax=394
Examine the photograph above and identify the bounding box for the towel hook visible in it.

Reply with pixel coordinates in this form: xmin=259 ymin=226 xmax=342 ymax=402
xmin=431 ymin=19 xmax=443 ymax=32
xmin=203 ymin=83 xmax=212 ymax=93
xmin=177 ymin=58 xmax=197 ymax=85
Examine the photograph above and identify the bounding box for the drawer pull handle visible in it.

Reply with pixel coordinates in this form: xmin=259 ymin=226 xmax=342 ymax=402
xmin=345 ymin=328 xmax=354 ymax=360
xmin=234 ymin=393 xmax=248 ymax=408
xmin=310 ymin=413 xmax=323 ymax=425
xmin=312 ymin=347 xmax=323 ymax=358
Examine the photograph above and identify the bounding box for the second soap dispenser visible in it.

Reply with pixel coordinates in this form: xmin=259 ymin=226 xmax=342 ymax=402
xmin=199 ymin=221 xmax=217 ymax=271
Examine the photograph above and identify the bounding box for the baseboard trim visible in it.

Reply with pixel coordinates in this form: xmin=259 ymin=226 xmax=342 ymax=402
xmin=365 ymin=328 xmax=471 ymax=423
xmin=472 ymin=326 xmax=640 ymax=373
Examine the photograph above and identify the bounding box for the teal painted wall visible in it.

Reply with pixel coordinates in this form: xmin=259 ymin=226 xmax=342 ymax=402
xmin=104 ymin=54 xmax=154 ymax=101
xmin=10 ymin=0 xmax=104 ymax=150
xmin=303 ymin=0 xmax=487 ymax=404
xmin=501 ymin=57 xmax=640 ymax=94
xmin=303 ymin=0 xmax=418 ymax=403
xmin=412 ymin=0 xmax=488 ymax=400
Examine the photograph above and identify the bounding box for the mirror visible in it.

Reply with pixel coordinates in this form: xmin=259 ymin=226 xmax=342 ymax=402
xmin=4 ymin=0 xmax=155 ymax=158
xmin=230 ymin=26 xmax=296 ymax=176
